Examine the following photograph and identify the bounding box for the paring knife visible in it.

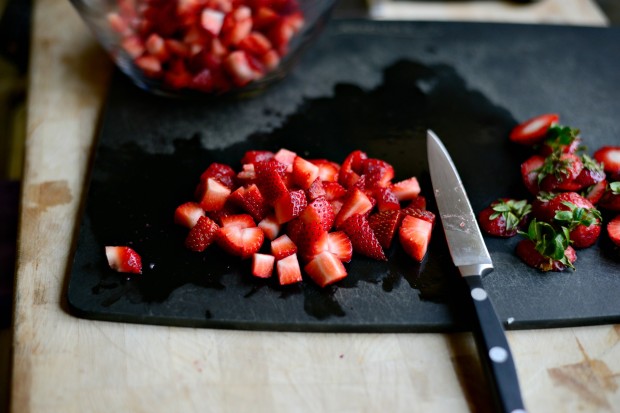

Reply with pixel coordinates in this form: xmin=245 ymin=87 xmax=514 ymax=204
xmin=427 ymin=130 xmax=527 ymax=413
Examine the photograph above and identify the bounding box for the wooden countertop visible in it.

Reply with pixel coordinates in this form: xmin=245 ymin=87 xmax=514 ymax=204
xmin=11 ymin=1 xmax=619 ymax=412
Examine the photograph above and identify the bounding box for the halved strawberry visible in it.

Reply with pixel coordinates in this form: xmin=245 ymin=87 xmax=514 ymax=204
xmin=341 ymin=214 xmax=386 ymax=261
xmin=299 ymin=197 xmax=335 ymax=232
xmin=373 ymin=187 xmax=400 ymax=212
xmin=200 ymin=162 xmax=237 ymax=189
xmin=252 ymin=253 xmax=274 ymax=278
xmin=274 ymin=189 xmax=307 ymax=224
xmin=520 ymin=155 xmax=545 ymax=195
xmin=334 ymin=188 xmax=374 ymax=228
xmin=509 ymin=113 xmax=559 ymax=145
xmin=399 ymin=215 xmax=433 ymax=262
xmin=105 ymin=246 xmax=142 ymax=274
xmin=174 ymin=202 xmax=206 ymax=228
xmin=292 ymin=156 xmax=320 ymax=189
xmin=271 ymin=234 xmax=297 ymax=260
xmin=310 ymin=159 xmax=340 ymax=182
xmin=368 ymin=210 xmax=402 ymax=250
xmin=516 ymin=239 xmax=576 ymax=272
xmin=276 ymin=253 xmax=303 ymax=285
xmin=327 ymin=231 xmax=353 ymax=263
xmin=607 ymin=215 xmax=620 ymax=247
xmin=478 ymin=198 xmax=531 ymax=238
xmin=593 ymin=146 xmax=620 ymax=181
xmin=599 ymin=182 xmax=620 ymax=211
xmin=197 ymin=177 xmax=232 ymax=211
xmin=217 ymin=225 xmax=264 ymax=258
xmin=258 ymin=213 xmax=280 ymax=240
xmin=185 ymin=215 xmax=220 ymax=252
xmin=304 ymin=251 xmax=348 ymax=288
xmin=582 ymin=179 xmax=607 ymax=205
xmin=390 ymin=177 xmax=421 ymax=202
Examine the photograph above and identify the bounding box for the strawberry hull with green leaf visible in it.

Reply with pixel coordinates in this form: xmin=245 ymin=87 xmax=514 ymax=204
xmin=516 ymin=220 xmax=576 ymax=272
xmin=479 ymin=198 xmax=531 ymax=237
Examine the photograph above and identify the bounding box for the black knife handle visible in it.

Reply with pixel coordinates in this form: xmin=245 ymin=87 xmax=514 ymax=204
xmin=464 ymin=275 xmax=527 ymax=413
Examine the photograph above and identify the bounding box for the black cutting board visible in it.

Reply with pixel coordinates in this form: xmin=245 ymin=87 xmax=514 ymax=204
xmin=67 ymin=20 xmax=620 ymax=332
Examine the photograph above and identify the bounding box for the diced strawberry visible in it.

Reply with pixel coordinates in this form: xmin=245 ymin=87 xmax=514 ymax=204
xmin=241 ymin=150 xmax=274 ymax=164
xmin=134 ymin=55 xmax=162 ymax=77
xmin=408 ymin=196 xmax=427 ymax=210
xmin=362 ymin=158 xmax=395 ymax=189
xmin=607 ymin=215 xmax=620 ymax=247
xmin=165 ymin=62 xmax=193 ymax=89
xmin=165 ymin=39 xmax=190 ymax=57
xmin=217 ymin=225 xmax=264 ymax=258
xmin=258 ymin=213 xmax=280 ymax=240
xmin=223 ymin=50 xmax=263 ymax=87
xmin=283 ymin=11 xmax=304 ymax=33
xmin=185 ymin=215 xmax=220 ymax=251
xmin=338 ymin=150 xmax=367 ymax=188
xmin=122 ymin=36 xmax=145 ymax=59
xmin=306 ymin=178 xmax=326 ymax=200
xmin=197 ymin=177 xmax=231 ymax=211
xmin=341 ymin=214 xmax=386 ymax=261
xmin=583 ymin=179 xmax=607 ymax=205
xmin=237 ymin=163 xmax=257 ymax=184
xmin=334 ymin=188 xmax=374 ymax=228
xmin=274 ymin=148 xmax=297 ymax=168
xmin=271 ymin=234 xmax=297 ymax=260
xmin=274 ymin=189 xmax=307 ymax=224
xmin=253 ymin=7 xmax=279 ymax=30
xmin=304 ymin=251 xmax=348 ymax=288
xmin=201 ymin=8 xmax=226 ymax=36
xmin=252 ymin=253 xmax=275 ymax=278
xmin=310 ymin=159 xmax=340 ymax=182
xmin=229 ymin=184 xmax=269 ymax=221
xmin=145 ymin=33 xmax=169 ymax=62
xmin=373 ymin=187 xmax=400 ymax=212
xmin=327 ymin=231 xmax=353 ymax=263
xmin=205 ymin=202 xmax=240 ymax=226
xmin=276 ymin=253 xmax=303 ymax=285
xmin=509 ymin=113 xmax=559 ymax=145
xmin=107 ymin=12 xmax=130 ymax=36
xmin=292 ymin=156 xmax=320 ymax=189
xmin=520 ymin=155 xmax=545 ymax=195
xmin=238 ymin=32 xmax=273 ymax=57
xmin=200 ymin=162 xmax=237 ymax=189
xmin=323 ymin=182 xmax=346 ymax=201
xmin=331 ymin=199 xmax=344 ymax=216
xmin=268 ymin=19 xmax=294 ymax=55
xmin=368 ymin=210 xmax=402 ymax=250
xmin=174 ymin=202 xmax=206 ymax=228
xmin=401 ymin=206 xmax=436 ymax=226
xmin=299 ymin=197 xmax=335 ymax=232
xmin=254 ymin=159 xmax=289 ymax=203
xmin=390 ymin=177 xmax=421 ymax=202
xmin=593 ymin=146 xmax=620 ymax=181
xmin=260 ymin=49 xmax=280 ymax=71
xmin=220 ymin=213 xmax=256 ymax=229
xmin=105 ymin=246 xmax=142 ymax=274
xmin=399 ymin=215 xmax=433 ymax=262
xmin=221 ymin=6 xmax=253 ymax=46
xmin=478 ymin=198 xmax=531 ymax=238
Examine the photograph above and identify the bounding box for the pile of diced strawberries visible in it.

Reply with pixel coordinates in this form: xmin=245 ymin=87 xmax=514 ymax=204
xmin=106 ymin=0 xmax=305 ymax=93
xmin=157 ymin=148 xmax=433 ymax=287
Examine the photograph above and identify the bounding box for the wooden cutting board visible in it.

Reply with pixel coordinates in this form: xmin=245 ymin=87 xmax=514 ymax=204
xmin=68 ymin=20 xmax=620 ymax=332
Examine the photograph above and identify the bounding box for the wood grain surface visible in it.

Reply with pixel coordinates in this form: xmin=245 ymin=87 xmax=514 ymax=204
xmin=11 ymin=0 xmax=619 ymax=412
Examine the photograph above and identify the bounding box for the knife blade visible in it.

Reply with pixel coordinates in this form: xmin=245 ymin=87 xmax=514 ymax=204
xmin=427 ymin=130 xmax=527 ymax=413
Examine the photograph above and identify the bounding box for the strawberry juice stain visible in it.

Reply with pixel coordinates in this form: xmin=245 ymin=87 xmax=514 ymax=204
xmin=86 ymin=59 xmax=516 ymax=325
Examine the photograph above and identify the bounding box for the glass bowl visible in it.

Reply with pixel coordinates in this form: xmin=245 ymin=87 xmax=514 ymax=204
xmin=70 ymin=0 xmax=336 ymax=97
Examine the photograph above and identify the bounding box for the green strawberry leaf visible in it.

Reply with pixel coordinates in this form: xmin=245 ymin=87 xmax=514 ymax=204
xmin=490 ymin=199 xmax=532 ymax=231
xmin=610 ymin=182 xmax=620 ymax=195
